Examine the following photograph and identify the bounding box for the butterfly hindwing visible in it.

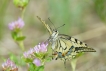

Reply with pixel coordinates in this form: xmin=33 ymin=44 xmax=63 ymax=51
xmin=52 ymin=34 xmax=96 ymax=60
xmin=59 ymin=34 xmax=96 ymax=52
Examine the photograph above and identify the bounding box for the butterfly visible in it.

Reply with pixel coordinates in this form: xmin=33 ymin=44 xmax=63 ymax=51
xmin=37 ymin=16 xmax=96 ymax=61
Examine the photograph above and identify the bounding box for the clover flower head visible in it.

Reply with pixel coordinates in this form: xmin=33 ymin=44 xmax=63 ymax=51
xmin=33 ymin=58 xmax=41 ymax=67
xmin=23 ymin=42 xmax=48 ymax=58
xmin=8 ymin=18 xmax=24 ymax=31
xmin=23 ymin=48 xmax=34 ymax=58
xmin=23 ymin=51 xmax=29 ymax=58
xmin=2 ymin=58 xmax=18 ymax=71
xmin=33 ymin=46 xmax=40 ymax=53
xmin=33 ymin=42 xmax=48 ymax=53
xmin=38 ymin=42 xmax=48 ymax=52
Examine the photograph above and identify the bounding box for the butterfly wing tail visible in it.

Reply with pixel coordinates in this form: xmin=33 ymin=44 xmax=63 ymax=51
xmin=75 ymin=47 xmax=96 ymax=52
xmin=82 ymin=47 xmax=96 ymax=52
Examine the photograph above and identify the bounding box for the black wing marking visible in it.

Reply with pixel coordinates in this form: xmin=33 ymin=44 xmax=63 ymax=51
xmin=59 ymin=34 xmax=96 ymax=53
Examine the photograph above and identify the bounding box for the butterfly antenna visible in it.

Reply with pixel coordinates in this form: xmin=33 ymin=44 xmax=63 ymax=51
xmin=48 ymin=17 xmax=56 ymax=29
xmin=57 ymin=24 xmax=65 ymax=30
xmin=48 ymin=17 xmax=65 ymax=30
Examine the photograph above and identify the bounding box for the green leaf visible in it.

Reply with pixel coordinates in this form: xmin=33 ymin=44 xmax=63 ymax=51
xmin=34 ymin=53 xmax=41 ymax=58
xmin=22 ymin=56 xmax=33 ymax=63
xmin=45 ymin=57 xmax=51 ymax=62
xmin=16 ymin=36 xmax=26 ymax=41
xmin=10 ymin=53 xmax=19 ymax=64
xmin=11 ymin=31 xmax=18 ymax=40
xmin=28 ymin=62 xmax=44 ymax=71
xmin=36 ymin=66 xmax=44 ymax=71
xmin=34 ymin=53 xmax=49 ymax=60
xmin=74 ymin=52 xmax=84 ymax=59
xmin=9 ymin=53 xmax=26 ymax=66
xmin=29 ymin=63 xmax=36 ymax=71
xmin=41 ymin=53 xmax=48 ymax=59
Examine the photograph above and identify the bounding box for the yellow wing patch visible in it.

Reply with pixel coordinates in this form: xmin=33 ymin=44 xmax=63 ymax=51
xmin=52 ymin=34 xmax=96 ymax=60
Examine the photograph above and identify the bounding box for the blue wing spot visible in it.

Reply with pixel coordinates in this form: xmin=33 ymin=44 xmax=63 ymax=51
xmin=58 ymin=52 xmax=63 ymax=58
xmin=66 ymin=46 xmax=74 ymax=56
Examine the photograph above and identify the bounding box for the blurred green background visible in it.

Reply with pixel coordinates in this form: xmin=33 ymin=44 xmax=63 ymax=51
xmin=0 ymin=0 xmax=106 ymax=71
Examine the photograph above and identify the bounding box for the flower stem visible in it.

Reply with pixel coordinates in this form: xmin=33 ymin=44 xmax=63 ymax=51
xmin=18 ymin=8 xmax=26 ymax=51
xmin=19 ymin=31 xmax=25 ymax=51
xmin=18 ymin=41 xmax=24 ymax=51
xmin=70 ymin=58 xmax=77 ymax=71
xmin=21 ymin=7 xmax=26 ymax=19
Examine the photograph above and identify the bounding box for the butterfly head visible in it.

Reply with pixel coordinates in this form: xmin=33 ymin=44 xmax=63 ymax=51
xmin=48 ymin=30 xmax=59 ymax=42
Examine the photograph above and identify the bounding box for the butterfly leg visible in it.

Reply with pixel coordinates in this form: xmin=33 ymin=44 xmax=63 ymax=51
xmin=63 ymin=58 xmax=67 ymax=68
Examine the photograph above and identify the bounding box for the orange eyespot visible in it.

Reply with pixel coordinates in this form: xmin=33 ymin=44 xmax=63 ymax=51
xmin=62 ymin=53 xmax=65 ymax=57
